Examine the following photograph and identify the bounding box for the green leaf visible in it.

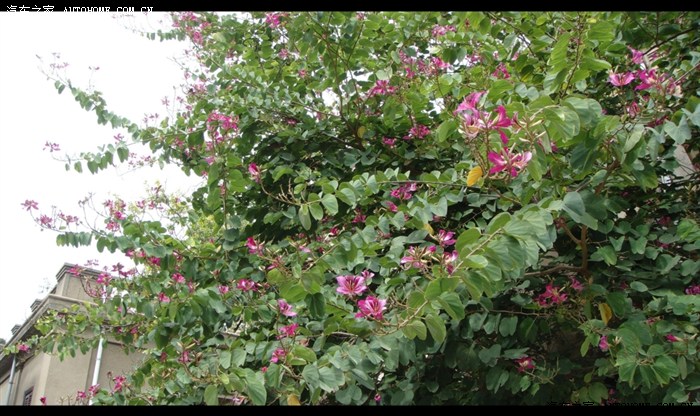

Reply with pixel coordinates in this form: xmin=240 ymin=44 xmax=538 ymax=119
xmin=244 ymin=372 xmax=267 ymax=405
xmin=663 ymin=117 xmax=691 ymax=144
xmin=456 ymin=228 xmax=481 ymax=254
xmin=591 ymin=245 xmax=617 ymax=266
xmin=403 ymin=319 xmax=427 ymax=340
xmin=424 ymin=314 xmax=446 ymax=343
xmin=498 ymin=316 xmax=518 ymax=337
xmin=543 ymin=106 xmax=580 ymax=144
xmin=336 ymin=187 xmax=357 ymax=207
xmin=436 ymin=119 xmax=457 ymax=143
xmin=321 ymin=194 xmax=339 ymax=215
xmin=463 ymin=255 xmax=488 ymax=269
xmin=438 ymin=292 xmax=465 ymax=321
xmin=204 ymin=384 xmax=218 ymax=405
xmin=487 ymin=212 xmax=511 ymax=234
xmin=299 ymin=205 xmax=311 ymax=230
xmin=309 ymin=202 xmax=324 ymax=221
xmin=629 ymin=281 xmax=648 ymax=292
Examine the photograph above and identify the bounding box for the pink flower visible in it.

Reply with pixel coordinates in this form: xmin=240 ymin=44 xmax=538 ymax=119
xmin=404 ymin=124 xmax=430 ymax=140
xmin=628 ymin=46 xmax=644 ymax=64
xmin=685 ymin=285 xmax=700 ymax=295
xmin=157 ymin=292 xmax=170 ymax=303
xmin=246 ymin=237 xmax=264 ymax=255
xmin=488 ymin=148 xmax=532 ymax=177
xmin=570 ymin=277 xmax=584 ymax=292
xmin=271 ymin=347 xmax=287 ymax=363
xmin=390 ymin=182 xmax=418 ymax=200
xmin=178 ymin=350 xmax=190 ymax=364
xmin=278 ymin=48 xmax=289 ymax=59
xmin=367 ymin=80 xmax=397 ymax=97
xmin=431 ymin=24 xmax=456 ymax=37
xmin=352 ymin=209 xmax=366 ymax=224
xmin=278 ymin=323 xmax=299 ymax=339
xmin=382 ymin=137 xmax=397 ymax=148
xmin=430 ymin=56 xmax=450 ymax=73
xmin=17 ymin=343 xmax=29 ymax=353
xmin=454 ymin=91 xmax=485 ymax=115
xmin=88 ymin=384 xmax=100 ymax=396
xmin=626 ymin=101 xmax=640 ymax=118
xmin=385 ymin=201 xmax=398 ymax=212
xmin=536 ymin=283 xmax=568 ymax=307
xmin=355 ymin=296 xmax=387 ymax=320
xmin=298 ymin=69 xmax=307 ymax=78
xmin=76 ymin=390 xmax=87 ymax=401
xmin=491 ymin=62 xmax=510 ymax=79
xmin=400 ymin=245 xmax=435 ymax=270
xmin=171 ymin=273 xmax=185 ymax=284
xmin=113 ymin=375 xmax=126 ymax=392
xmin=43 ymin=141 xmax=60 ymax=152
xmin=442 ymin=250 xmax=458 ymax=275
xmin=435 ymin=229 xmax=456 ymax=247
xmin=635 ymin=69 xmax=658 ymax=91
xmin=236 ymin=279 xmax=256 ymax=292
xmin=265 ymin=13 xmax=282 ymax=28
xmin=374 ymin=394 xmax=382 ymax=403
xmin=40 ymin=397 xmax=47 ymax=405
xmin=666 ymin=334 xmax=680 ymax=343
xmin=248 ymin=163 xmax=261 ymax=183
xmin=609 ymin=71 xmax=635 ymax=87
xmin=218 ymin=285 xmax=230 ymax=295
xmin=515 ymin=356 xmax=535 ymax=373
xmin=336 ymin=274 xmax=368 ymax=297
xmin=599 ymin=335 xmax=609 ymax=352
xmin=278 ymin=299 xmax=297 ymax=317
xmin=21 ymin=200 xmax=38 ymax=211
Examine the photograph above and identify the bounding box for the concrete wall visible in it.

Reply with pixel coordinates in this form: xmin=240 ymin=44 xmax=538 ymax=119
xmin=44 ymin=349 xmax=92 ymax=405
xmin=8 ymin=353 xmax=50 ymax=405
xmin=96 ymin=342 xmax=144 ymax=390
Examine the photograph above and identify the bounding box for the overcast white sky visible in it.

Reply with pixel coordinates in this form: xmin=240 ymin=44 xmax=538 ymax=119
xmin=0 ymin=12 xmax=200 ymax=341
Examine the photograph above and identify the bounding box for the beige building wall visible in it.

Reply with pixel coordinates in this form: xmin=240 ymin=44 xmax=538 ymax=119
xmin=44 ymin=349 xmax=92 ymax=405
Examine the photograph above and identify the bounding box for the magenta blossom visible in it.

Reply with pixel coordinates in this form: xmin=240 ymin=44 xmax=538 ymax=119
xmin=157 ymin=292 xmax=170 ymax=303
xmin=435 ymin=229 xmax=456 ymax=247
xmin=40 ymin=397 xmax=47 ymax=405
xmin=113 ymin=375 xmax=126 ymax=392
xmin=431 ymin=24 xmax=456 ymax=37
xmin=265 ymin=13 xmax=282 ymax=28
xmin=17 ymin=343 xmax=29 ymax=353
xmin=367 ymin=80 xmax=397 ymax=97
xmin=246 ymin=237 xmax=264 ymax=255
xmin=218 ymin=285 xmax=230 ymax=295
xmin=248 ymin=163 xmax=261 ymax=183
xmin=401 ymin=245 xmax=436 ymax=270
xmin=515 ymin=356 xmax=536 ymax=373
xmin=385 ymin=201 xmax=398 ymax=212
xmin=628 ymin=46 xmax=644 ymax=64
xmin=570 ymin=277 xmax=584 ymax=292
xmin=236 ymin=279 xmax=256 ymax=292
xmin=454 ymin=91 xmax=485 ymax=114
xmin=171 ymin=273 xmax=185 ymax=284
xmin=443 ymin=250 xmax=458 ymax=275
xmin=609 ymin=71 xmax=635 ymax=87
xmin=666 ymin=334 xmax=680 ymax=343
xmin=599 ymin=335 xmax=609 ymax=352
xmin=271 ymin=347 xmax=287 ymax=363
xmin=685 ymin=285 xmax=700 ymax=295
xmin=635 ymin=68 xmax=658 ymax=91
xmin=88 ymin=384 xmax=100 ymax=396
xmin=336 ymin=274 xmax=368 ymax=297
xmin=404 ymin=124 xmax=430 ymax=140
xmin=21 ymin=200 xmax=38 ymax=211
xmin=278 ymin=323 xmax=299 ymax=339
xmin=382 ymin=137 xmax=397 ymax=148
xmin=278 ymin=299 xmax=297 ymax=317
xmin=355 ymin=296 xmax=387 ymax=320
xmin=536 ymin=283 xmax=568 ymax=307
xmin=390 ymin=182 xmax=418 ymax=200
xmin=488 ymin=148 xmax=532 ymax=177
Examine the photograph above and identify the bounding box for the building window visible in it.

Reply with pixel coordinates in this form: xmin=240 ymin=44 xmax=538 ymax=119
xmin=23 ymin=387 xmax=34 ymax=406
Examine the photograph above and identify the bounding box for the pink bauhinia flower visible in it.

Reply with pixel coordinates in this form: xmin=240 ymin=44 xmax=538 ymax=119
xmin=515 ymin=356 xmax=535 ymax=373
xmin=17 ymin=343 xmax=29 ymax=353
xmin=382 ymin=137 xmax=397 ymax=148
xmin=277 ymin=299 xmax=297 ymax=317
xmin=21 ymin=200 xmax=38 ymax=211
xmin=608 ymin=71 xmax=635 ymax=87
xmin=628 ymin=46 xmax=644 ymax=65
xmin=635 ymin=68 xmax=658 ymax=90
xmin=336 ymin=274 xmax=368 ymax=297
xmin=454 ymin=91 xmax=485 ymax=114
xmin=666 ymin=334 xmax=680 ymax=343
xmin=355 ymin=296 xmax=387 ymax=320
xmin=157 ymin=292 xmax=170 ymax=303
xmin=277 ymin=323 xmax=299 ymax=339
xmin=246 ymin=237 xmax=264 ymax=255
xmin=248 ymin=163 xmax=261 ymax=183
xmin=570 ymin=277 xmax=584 ymax=292
xmin=236 ymin=279 xmax=256 ymax=292
xmin=270 ymin=347 xmax=287 ymax=363
xmin=171 ymin=273 xmax=185 ymax=284
xmin=685 ymin=284 xmax=700 ymax=295
xmin=488 ymin=148 xmax=532 ymax=177
xmin=367 ymin=80 xmax=397 ymax=97
xmin=113 ymin=375 xmax=126 ymax=392
xmin=599 ymin=335 xmax=609 ymax=352
xmin=435 ymin=229 xmax=456 ymax=247
xmin=218 ymin=285 xmax=230 ymax=295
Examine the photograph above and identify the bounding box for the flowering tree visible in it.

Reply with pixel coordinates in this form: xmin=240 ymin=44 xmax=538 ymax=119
xmin=9 ymin=12 xmax=700 ymax=405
